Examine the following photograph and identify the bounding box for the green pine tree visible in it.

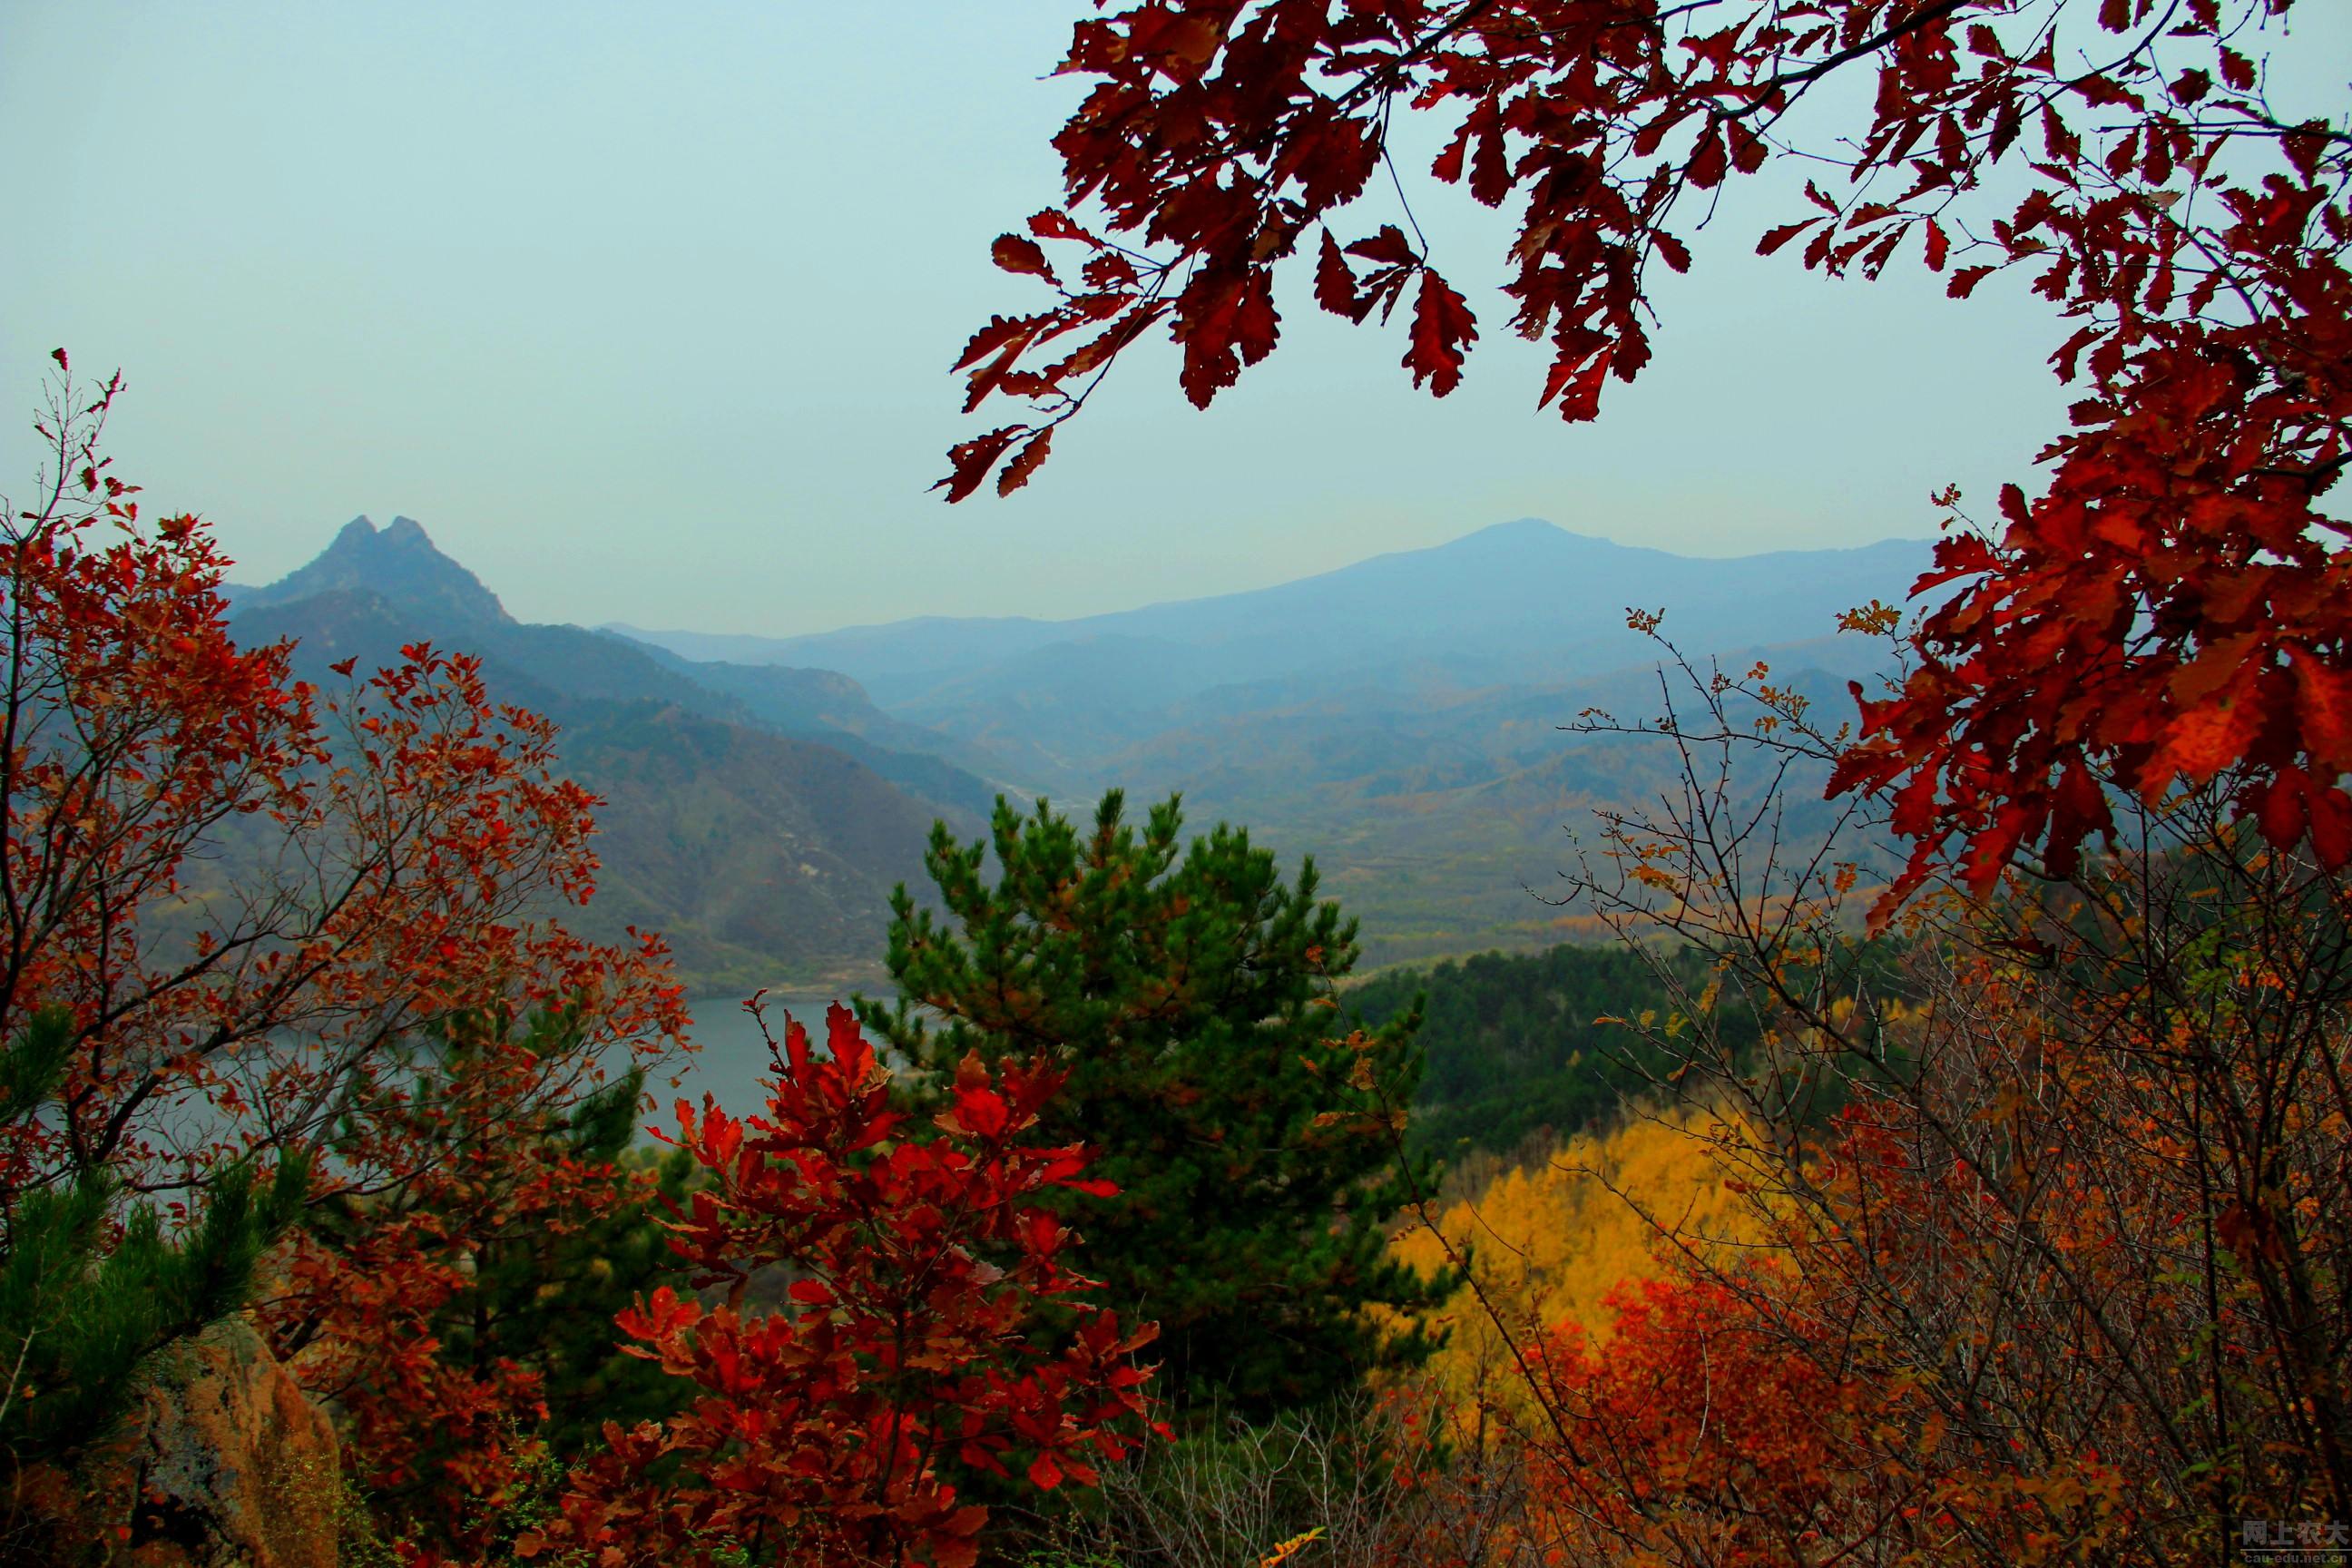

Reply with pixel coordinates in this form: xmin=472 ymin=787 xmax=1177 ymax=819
xmin=0 ymin=1006 xmax=309 ymax=1470
xmin=446 ymin=1058 xmax=697 ymax=1462
xmin=859 ymin=790 xmax=1450 ymax=1421
xmin=306 ymin=1003 xmax=697 ymax=1470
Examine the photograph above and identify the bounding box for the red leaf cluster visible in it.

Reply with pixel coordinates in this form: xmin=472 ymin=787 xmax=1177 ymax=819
xmin=0 ymin=361 xmax=686 ymax=1542
xmin=520 ymin=1004 xmax=1158 ymax=1568
xmin=2 ymin=369 xmax=684 ymax=1199
xmin=1524 ymin=1275 xmax=1874 ymax=1563
xmin=1520 ymin=1259 xmax=2137 ymax=1563
xmin=1836 ymin=231 xmax=2352 ymax=904
xmin=945 ymin=0 xmax=2348 ymax=907
xmin=264 ymin=1015 xmax=678 ymax=1539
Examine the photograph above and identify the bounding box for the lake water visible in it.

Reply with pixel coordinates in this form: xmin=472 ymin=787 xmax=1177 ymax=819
xmin=632 ymin=989 xmax=898 ymax=1136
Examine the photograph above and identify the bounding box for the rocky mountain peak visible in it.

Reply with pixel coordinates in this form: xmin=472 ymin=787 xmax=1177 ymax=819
xmin=232 ymin=514 xmax=514 ymax=625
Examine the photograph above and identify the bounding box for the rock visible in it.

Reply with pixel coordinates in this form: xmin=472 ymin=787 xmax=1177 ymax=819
xmin=78 ymin=1318 xmax=341 ymax=1568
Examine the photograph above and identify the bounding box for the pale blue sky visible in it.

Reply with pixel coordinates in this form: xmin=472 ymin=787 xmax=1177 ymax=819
xmin=3 ymin=3 xmax=2332 ymax=633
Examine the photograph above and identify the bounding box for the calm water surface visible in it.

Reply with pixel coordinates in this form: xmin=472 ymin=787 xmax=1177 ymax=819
xmin=634 ymin=990 xmax=898 ymax=1135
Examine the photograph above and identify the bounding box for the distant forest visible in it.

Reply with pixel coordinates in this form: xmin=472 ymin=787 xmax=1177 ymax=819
xmin=1347 ymin=943 xmax=1759 ymax=1161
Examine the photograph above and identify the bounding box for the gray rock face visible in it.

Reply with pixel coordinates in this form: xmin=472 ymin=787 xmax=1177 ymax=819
xmin=231 ymin=514 xmax=513 ymax=626
xmin=83 ymin=1319 xmax=342 ymax=1568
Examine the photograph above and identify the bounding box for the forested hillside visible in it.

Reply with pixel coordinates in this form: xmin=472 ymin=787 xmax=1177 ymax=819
xmin=1346 ymin=945 xmax=1747 ymax=1159
xmin=225 ymin=517 xmax=994 ymax=989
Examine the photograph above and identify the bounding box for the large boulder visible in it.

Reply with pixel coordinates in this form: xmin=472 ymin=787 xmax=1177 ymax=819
xmin=79 ymin=1318 xmax=341 ymax=1568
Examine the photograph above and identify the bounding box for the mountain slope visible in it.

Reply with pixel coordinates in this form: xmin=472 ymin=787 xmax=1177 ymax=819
xmin=234 ymin=514 xmax=1926 ymax=979
xmin=613 ymin=520 xmax=1930 ymax=711
xmin=230 ymin=514 xmax=513 ymax=624
xmin=225 ymin=521 xmax=996 ymax=991
xmin=611 ymin=519 xmax=1927 ymax=966
xmin=533 ymin=703 xmax=945 ymax=990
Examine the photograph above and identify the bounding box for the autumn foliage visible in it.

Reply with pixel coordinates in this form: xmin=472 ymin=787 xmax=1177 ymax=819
xmin=0 ymin=359 xmax=692 ymax=1555
xmin=8 ymin=0 xmax=2347 ymax=1547
xmin=0 ymin=357 xmax=683 ymax=1199
xmin=1523 ymin=1274 xmax=1888 ymax=1566
xmin=1386 ymin=1104 xmax=1764 ymax=1407
xmin=267 ymin=1010 xmax=687 ymax=1546
xmin=948 ymin=0 xmax=2348 ymax=911
xmin=1446 ymin=630 xmax=2352 ymax=1563
xmin=524 ymin=1001 xmax=1159 ymax=1568
xmin=0 ymin=359 xmax=1167 ymax=1566
xmin=936 ymin=17 xmax=2348 ymax=1541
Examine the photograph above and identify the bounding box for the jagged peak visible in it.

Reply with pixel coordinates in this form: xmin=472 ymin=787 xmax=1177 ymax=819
xmin=231 ymin=514 xmax=514 ymax=626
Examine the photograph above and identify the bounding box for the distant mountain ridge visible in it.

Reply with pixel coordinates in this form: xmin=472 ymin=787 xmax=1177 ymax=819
xmin=233 ymin=514 xmax=1934 ymax=979
xmin=224 ymin=518 xmax=1004 ymax=801
xmin=230 ymin=514 xmax=513 ymax=625
xmin=614 ymin=518 xmax=1929 ymax=700
xmin=223 ymin=518 xmax=998 ymax=992
xmin=611 ymin=519 xmax=1934 ymax=793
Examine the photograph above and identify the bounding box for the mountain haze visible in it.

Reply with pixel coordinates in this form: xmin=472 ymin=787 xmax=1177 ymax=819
xmin=612 ymin=519 xmax=1931 ymax=964
xmin=618 ymin=519 xmax=1928 ymax=691
xmin=614 ymin=519 xmax=1931 ymax=789
xmin=232 ymin=514 xmax=1932 ymax=979
xmin=225 ymin=520 xmax=992 ymax=991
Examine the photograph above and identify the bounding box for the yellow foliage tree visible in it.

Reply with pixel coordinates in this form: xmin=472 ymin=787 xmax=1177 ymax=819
xmin=1387 ymin=1102 xmax=1767 ymax=1416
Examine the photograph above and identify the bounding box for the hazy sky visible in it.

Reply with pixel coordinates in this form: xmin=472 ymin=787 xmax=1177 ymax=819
xmin=2 ymin=4 xmax=2332 ymax=634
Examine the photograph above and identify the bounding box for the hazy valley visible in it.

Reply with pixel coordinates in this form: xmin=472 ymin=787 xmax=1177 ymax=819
xmin=228 ymin=514 xmax=1928 ymax=989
